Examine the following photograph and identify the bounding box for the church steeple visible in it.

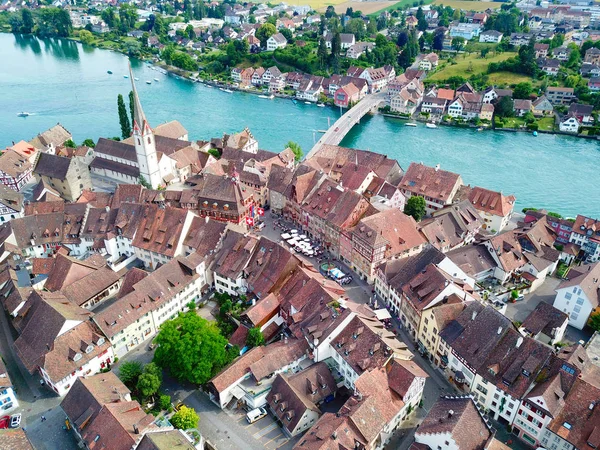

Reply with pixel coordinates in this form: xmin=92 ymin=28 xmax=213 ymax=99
xmin=128 ymin=62 xmax=161 ymax=189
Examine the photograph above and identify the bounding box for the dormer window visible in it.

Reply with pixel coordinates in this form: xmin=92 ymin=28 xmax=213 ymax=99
xmin=85 ymin=345 xmax=94 ymax=354
xmin=73 ymin=353 xmax=82 ymax=362
xmin=96 ymin=337 xmax=105 ymax=346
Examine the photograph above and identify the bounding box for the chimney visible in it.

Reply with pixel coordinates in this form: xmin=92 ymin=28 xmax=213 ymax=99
xmin=133 ymin=424 xmax=139 ymax=434
xmin=516 ymin=336 xmax=523 ymax=348
xmin=435 ymin=164 xmax=440 ymax=172
xmin=471 ymin=310 xmax=478 ymax=321
xmin=497 ymin=327 xmax=502 ymax=335
xmin=205 ymin=216 xmax=210 ymax=224
xmin=448 ymin=409 xmax=454 ymax=418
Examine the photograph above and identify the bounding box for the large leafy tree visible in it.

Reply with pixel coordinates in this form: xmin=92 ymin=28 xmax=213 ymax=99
xmin=153 ymin=311 xmax=233 ymax=385
xmin=136 ymin=363 xmax=162 ymax=398
xmin=171 ymin=406 xmax=199 ymax=430
xmin=256 ymin=23 xmax=276 ymax=48
xmin=118 ymin=361 xmax=143 ymax=387
xmin=495 ymin=96 xmax=514 ymax=118
xmin=21 ymin=9 xmax=35 ymax=34
xmin=404 ymin=196 xmax=427 ymax=222
xmin=118 ymin=94 xmax=132 ymax=139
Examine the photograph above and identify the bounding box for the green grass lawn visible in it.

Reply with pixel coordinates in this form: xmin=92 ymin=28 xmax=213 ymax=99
xmin=432 ymin=0 xmax=502 ymax=10
xmin=537 ymin=117 xmax=555 ymax=131
xmin=367 ymin=0 xmax=433 ymax=17
xmin=499 ymin=117 xmax=526 ymax=128
xmin=428 ymin=52 xmax=517 ymax=82
xmin=487 ymin=71 xmax=535 ymax=86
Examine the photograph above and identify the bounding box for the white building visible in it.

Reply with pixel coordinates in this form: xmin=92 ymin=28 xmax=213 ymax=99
xmin=553 ymin=262 xmax=600 ymax=330
xmin=479 ymin=30 xmax=503 ymax=43
xmin=559 ymin=114 xmax=581 ymax=133
xmin=266 ymin=33 xmax=287 ymax=51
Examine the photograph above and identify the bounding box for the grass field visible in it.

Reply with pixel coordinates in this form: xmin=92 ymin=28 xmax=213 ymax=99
xmin=333 ymin=0 xmax=402 ymax=15
xmin=487 ymin=71 xmax=535 ymax=86
xmin=432 ymin=0 xmax=502 ymax=10
xmin=428 ymin=52 xmax=516 ymax=81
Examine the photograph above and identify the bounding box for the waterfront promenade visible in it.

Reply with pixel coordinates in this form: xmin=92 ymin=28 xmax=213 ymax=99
xmin=307 ymin=90 xmax=387 ymax=158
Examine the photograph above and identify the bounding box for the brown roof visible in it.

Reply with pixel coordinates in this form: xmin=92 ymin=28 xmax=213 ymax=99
xmin=0 ymin=149 xmax=32 ymax=178
xmin=0 ymin=429 xmax=34 ymax=450
xmin=437 ymin=88 xmax=455 ymax=101
xmin=520 ymin=302 xmax=568 ymax=338
xmin=294 ymin=412 xmax=365 ymax=450
xmin=0 ymin=265 xmax=33 ymax=316
xmin=468 ymin=186 xmax=515 ymax=217
xmin=398 ymin=162 xmax=462 ymax=203
xmin=44 ymin=253 xmax=106 ymax=292
xmin=131 ymin=204 xmax=191 ymax=258
xmin=153 ymin=120 xmax=188 ymax=140
xmin=182 ymin=217 xmax=227 ymax=257
xmin=547 ymin=378 xmax=600 ymax=449
xmin=94 ymin=138 xmax=137 ymax=162
xmin=212 ymin=232 xmax=257 ymax=281
xmin=62 ymin=266 xmax=121 ymax=306
xmin=29 ymin=124 xmax=72 ymax=149
xmin=353 ymin=209 xmax=425 ymax=255
xmin=10 ymin=212 xmax=65 ymax=249
xmin=416 ymin=396 xmax=491 ymax=450
xmin=110 ymin=184 xmax=144 ymax=208
xmin=93 ymin=256 xmax=201 ymax=338
xmin=243 ymin=293 xmax=281 ymax=327
xmin=403 ymin=265 xmax=471 ymax=312
xmin=267 ymin=362 xmax=336 ymax=433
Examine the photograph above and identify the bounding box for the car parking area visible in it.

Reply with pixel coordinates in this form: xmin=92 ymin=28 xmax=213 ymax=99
xmin=235 ymin=411 xmax=290 ymax=449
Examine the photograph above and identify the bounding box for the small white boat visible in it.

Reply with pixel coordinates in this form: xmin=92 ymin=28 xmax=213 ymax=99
xmin=220 ymin=88 xmax=233 ymax=93
xmin=258 ymin=95 xmax=270 ymax=99
xmin=205 ymin=84 xmax=213 ymax=88
xmin=146 ymin=80 xmax=152 ymax=84
xmin=426 ymin=123 xmax=438 ymax=129
xmin=268 ymin=94 xmax=274 ymax=99
xmin=405 ymin=122 xmax=417 ymax=127
xmin=134 ymin=77 xmax=139 ymax=81
xmin=317 ymin=103 xmax=325 ymax=107
xmin=304 ymin=101 xmax=311 ymax=105
xmin=17 ymin=112 xmax=30 ymax=117
xmin=123 ymin=75 xmax=129 ymax=79
xmin=153 ymin=78 xmax=159 ymax=82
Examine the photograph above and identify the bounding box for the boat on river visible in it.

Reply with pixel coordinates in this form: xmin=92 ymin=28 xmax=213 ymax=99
xmin=153 ymin=78 xmax=159 ymax=82
xmin=220 ymin=88 xmax=233 ymax=93
xmin=317 ymin=103 xmax=325 ymax=107
xmin=426 ymin=123 xmax=438 ymax=129
xmin=17 ymin=112 xmax=31 ymax=117
xmin=123 ymin=75 xmax=128 ymax=79
xmin=134 ymin=77 xmax=139 ymax=81
xmin=304 ymin=101 xmax=311 ymax=105
xmin=258 ymin=95 xmax=270 ymax=99
xmin=146 ymin=80 xmax=152 ymax=84
xmin=107 ymin=70 xmax=113 ymax=74
xmin=533 ymin=131 xmax=538 ymax=136
xmin=405 ymin=123 xmax=417 ymax=127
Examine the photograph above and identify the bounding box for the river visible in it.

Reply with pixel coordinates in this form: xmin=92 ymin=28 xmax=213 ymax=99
xmin=1 ymin=33 xmax=599 ymax=218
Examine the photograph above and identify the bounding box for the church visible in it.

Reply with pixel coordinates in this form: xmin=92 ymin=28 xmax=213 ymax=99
xmin=91 ymin=65 xmax=206 ymax=188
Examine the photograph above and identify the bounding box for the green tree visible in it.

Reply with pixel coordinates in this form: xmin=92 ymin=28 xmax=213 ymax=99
xmin=589 ymin=313 xmax=600 ymax=332
xmin=82 ymin=139 xmax=96 ymax=148
xmin=138 ymin=175 xmax=152 ymax=189
xmin=513 ymin=82 xmax=532 ymax=99
xmin=79 ymin=30 xmax=94 ymax=45
xmin=64 ymin=139 xmax=76 ymax=148
xmin=495 ymin=96 xmax=514 ymax=118
xmin=118 ymin=361 xmax=143 ymax=386
xmin=330 ymin=31 xmax=341 ymax=57
xmin=246 ymin=327 xmax=265 ymax=348
xmin=171 ymin=406 xmax=199 ymax=430
xmin=153 ymin=311 xmax=233 ymax=385
xmin=256 ymin=23 xmax=276 ymax=47
xmin=451 ymin=36 xmax=465 ymax=52
xmin=317 ymin=37 xmax=328 ymax=69
xmin=137 ymin=363 xmax=162 ymax=398
xmin=129 ymin=90 xmax=135 ymax=126
xmin=404 ymin=196 xmax=426 ymax=221
xmin=21 ymin=8 xmax=34 ymax=34
xmin=158 ymin=394 xmax=171 ymax=411
xmin=118 ymin=94 xmax=132 ymax=139
xmin=186 ymin=24 xmax=195 ymax=40
xmin=286 ymin=141 xmax=302 ymax=161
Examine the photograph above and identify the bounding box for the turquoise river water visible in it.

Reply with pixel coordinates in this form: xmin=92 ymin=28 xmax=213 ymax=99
xmin=1 ymin=33 xmax=598 ymax=217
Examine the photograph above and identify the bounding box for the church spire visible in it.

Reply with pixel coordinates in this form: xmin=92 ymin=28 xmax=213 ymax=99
xmin=128 ymin=61 xmax=150 ymax=134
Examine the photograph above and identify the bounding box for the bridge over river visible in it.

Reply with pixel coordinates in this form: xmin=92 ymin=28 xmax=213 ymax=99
xmin=306 ymin=90 xmax=387 ymax=159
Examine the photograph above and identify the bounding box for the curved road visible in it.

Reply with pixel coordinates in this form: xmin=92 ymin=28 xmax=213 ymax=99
xmin=307 ymin=90 xmax=387 ymax=158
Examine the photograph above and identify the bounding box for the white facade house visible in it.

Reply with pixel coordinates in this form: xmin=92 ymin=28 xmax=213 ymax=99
xmin=479 ymin=30 xmax=503 ymax=43
xmin=449 ymin=23 xmax=481 ymax=40
xmin=266 ymin=33 xmax=287 ymax=51
xmin=559 ymin=115 xmax=580 ymax=133
xmin=553 ymin=262 xmax=600 ymax=330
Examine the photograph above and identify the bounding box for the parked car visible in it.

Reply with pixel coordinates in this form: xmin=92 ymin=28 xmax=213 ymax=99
xmin=9 ymin=414 xmax=21 ymax=428
xmin=0 ymin=416 xmax=9 ymax=429
xmin=246 ymin=407 xmax=267 ymax=424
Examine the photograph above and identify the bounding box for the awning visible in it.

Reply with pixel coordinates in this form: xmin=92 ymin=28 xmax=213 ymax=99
xmin=230 ymin=385 xmax=246 ymax=400
xmin=454 ymin=370 xmax=466 ymax=383
xmin=374 ymin=309 xmax=391 ymax=320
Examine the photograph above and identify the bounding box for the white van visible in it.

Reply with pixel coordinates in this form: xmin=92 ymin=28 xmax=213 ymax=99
xmin=246 ymin=407 xmax=267 ymax=424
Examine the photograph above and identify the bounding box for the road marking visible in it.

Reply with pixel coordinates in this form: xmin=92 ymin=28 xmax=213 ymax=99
xmin=264 ymin=431 xmax=287 ymax=447
xmin=253 ymin=422 xmax=278 ymax=438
